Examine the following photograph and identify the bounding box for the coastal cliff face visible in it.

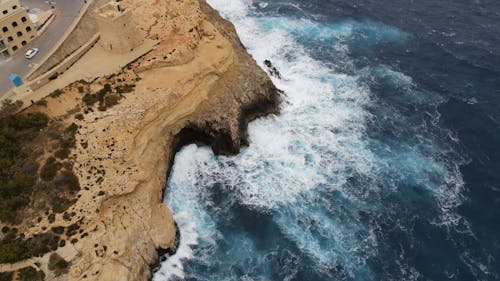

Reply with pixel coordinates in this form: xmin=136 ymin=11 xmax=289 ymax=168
xmin=49 ymin=0 xmax=281 ymax=280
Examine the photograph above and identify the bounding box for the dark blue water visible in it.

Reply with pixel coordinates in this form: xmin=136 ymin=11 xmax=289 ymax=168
xmin=154 ymin=1 xmax=500 ymax=280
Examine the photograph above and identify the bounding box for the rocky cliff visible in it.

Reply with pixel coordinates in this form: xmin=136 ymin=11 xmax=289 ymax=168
xmin=47 ymin=0 xmax=281 ymax=280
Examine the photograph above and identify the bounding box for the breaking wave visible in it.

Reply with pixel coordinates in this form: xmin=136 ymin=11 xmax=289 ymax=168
xmin=152 ymin=0 xmax=492 ymax=280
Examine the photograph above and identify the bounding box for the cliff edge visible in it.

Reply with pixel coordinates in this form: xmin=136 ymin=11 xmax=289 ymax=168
xmin=20 ymin=0 xmax=281 ymax=280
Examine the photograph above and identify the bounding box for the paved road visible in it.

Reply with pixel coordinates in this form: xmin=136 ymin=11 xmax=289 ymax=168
xmin=0 ymin=0 xmax=85 ymax=97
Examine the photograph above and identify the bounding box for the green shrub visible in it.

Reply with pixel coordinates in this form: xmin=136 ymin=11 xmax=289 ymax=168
xmin=12 ymin=113 xmax=49 ymax=130
xmin=0 ymin=112 xmax=49 ymax=222
xmin=0 ymin=108 xmax=52 ymax=223
xmin=27 ymin=232 xmax=60 ymax=256
xmin=51 ymin=196 xmax=73 ymax=213
xmin=96 ymin=84 xmax=113 ymax=104
xmin=82 ymin=93 xmax=97 ymax=106
xmin=115 ymin=84 xmax=135 ymax=94
xmin=0 ymin=231 xmax=62 ymax=264
xmin=48 ymin=253 xmax=69 ymax=276
xmin=104 ymin=94 xmax=121 ymax=108
xmin=55 ymin=170 xmax=80 ymax=192
xmin=35 ymin=99 xmax=48 ymax=107
xmin=77 ymin=86 xmax=84 ymax=93
xmin=51 ymin=227 xmax=64 ymax=235
xmin=18 ymin=266 xmax=45 ymax=281
xmin=103 ymin=83 xmax=112 ymax=93
xmin=40 ymin=157 xmax=58 ymax=181
xmin=0 ymin=99 xmax=23 ymax=118
xmin=96 ymin=91 xmax=106 ymax=104
xmin=0 ymin=127 xmax=21 ymax=160
xmin=0 ymin=272 xmax=13 ymax=281
xmin=49 ymin=89 xmax=63 ymax=98
xmin=5 ymin=197 xmax=29 ymax=211
xmin=65 ymin=123 xmax=78 ymax=138
xmin=0 ymin=239 xmax=29 ymax=263
xmin=0 ymin=171 xmax=35 ymax=222
xmin=54 ymin=147 xmax=70 ymax=159
xmin=0 ymin=208 xmax=17 ymax=223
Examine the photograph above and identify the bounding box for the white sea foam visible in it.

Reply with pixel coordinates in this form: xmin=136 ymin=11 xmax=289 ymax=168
xmin=153 ymin=212 xmax=198 ymax=280
xmin=154 ymin=146 xmax=218 ymax=281
xmin=154 ymin=1 xmax=377 ymax=278
xmin=258 ymin=2 xmax=268 ymax=9
xmin=154 ymin=0 xmax=468 ymax=280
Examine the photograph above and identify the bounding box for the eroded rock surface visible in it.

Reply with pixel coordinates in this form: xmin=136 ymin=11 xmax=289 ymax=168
xmin=24 ymin=0 xmax=281 ymax=280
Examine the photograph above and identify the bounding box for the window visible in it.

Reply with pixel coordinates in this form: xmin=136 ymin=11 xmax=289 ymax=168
xmin=21 ymin=17 xmax=27 ymax=22
xmin=12 ymin=5 xmax=17 ymax=10
xmin=2 ymin=10 xmax=7 ymax=15
xmin=21 ymin=40 xmax=26 ymax=46
xmin=12 ymin=21 xmax=17 ymax=27
xmin=26 ymin=26 xmax=31 ymax=32
xmin=16 ymin=31 xmax=22 ymax=37
xmin=2 ymin=27 xmax=7 ymax=32
xmin=12 ymin=45 xmax=17 ymax=51
xmin=7 ymin=36 xmax=13 ymax=42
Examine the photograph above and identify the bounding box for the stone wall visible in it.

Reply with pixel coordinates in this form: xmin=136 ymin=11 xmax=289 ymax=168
xmin=28 ymin=34 xmax=99 ymax=90
xmin=28 ymin=0 xmax=107 ymax=80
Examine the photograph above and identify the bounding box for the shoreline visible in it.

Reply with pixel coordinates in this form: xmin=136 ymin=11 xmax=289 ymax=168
xmin=154 ymin=82 xmax=281 ymax=278
xmin=0 ymin=0 xmax=282 ymax=280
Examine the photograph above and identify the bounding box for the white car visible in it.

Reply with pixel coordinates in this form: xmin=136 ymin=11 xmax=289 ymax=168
xmin=25 ymin=48 xmax=39 ymax=59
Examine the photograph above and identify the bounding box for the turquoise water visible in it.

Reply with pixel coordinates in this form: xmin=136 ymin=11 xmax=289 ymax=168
xmin=154 ymin=0 xmax=500 ymax=280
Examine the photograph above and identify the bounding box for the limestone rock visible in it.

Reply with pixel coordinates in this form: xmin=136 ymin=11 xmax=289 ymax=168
xmin=150 ymin=203 xmax=175 ymax=250
xmin=20 ymin=0 xmax=281 ymax=280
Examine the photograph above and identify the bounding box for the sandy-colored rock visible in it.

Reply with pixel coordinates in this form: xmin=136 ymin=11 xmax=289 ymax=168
xmin=5 ymin=0 xmax=280 ymax=280
xmin=150 ymin=204 xmax=175 ymax=251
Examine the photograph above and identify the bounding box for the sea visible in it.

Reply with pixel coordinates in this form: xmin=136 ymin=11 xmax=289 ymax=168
xmin=153 ymin=0 xmax=500 ymax=280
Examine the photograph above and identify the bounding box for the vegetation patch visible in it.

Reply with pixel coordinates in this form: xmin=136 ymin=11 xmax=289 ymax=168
xmin=40 ymin=157 xmax=59 ymax=181
xmin=48 ymin=253 xmax=70 ymax=276
xmin=97 ymin=84 xmax=112 ymax=104
xmin=75 ymin=113 xmax=84 ymax=120
xmin=65 ymin=123 xmax=78 ymax=138
xmin=104 ymin=94 xmax=121 ymax=108
xmin=115 ymin=84 xmax=135 ymax=94
xmin=0 ymin=99 xmax=82 ymax=263
xmin=0 ymin=229 xmax=58 ymax=263
xmin=84 ymin=83 xmax=125 ymax=111
xmin=0 ymin=100 xmax=48 ymax=223
xmin=55 ymin=147 xmax=71 ymax=159
xmin=82 ymin=93 xmax=98 ymax=106
xmin=35 ymin=99 xmax=48 ymax=107
xmin=0 ymin=230 xmax=30 ymax=263
xmin=49 ymin=89 xmax=63 ymax=98
xmin=26 ymin=232 xmax=60 ymax=256
xmin=51 ymin=196 xmax=74 ymax=213
xmin=54 ymin=170 xmax=80 ymax=192
xmin=18 ymin=266 xmax=45 ymax=281
xmin=0 ymin=272 xmax=13 ymax=281
xmin=51 ymin=226 xmax=65 ymax=235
